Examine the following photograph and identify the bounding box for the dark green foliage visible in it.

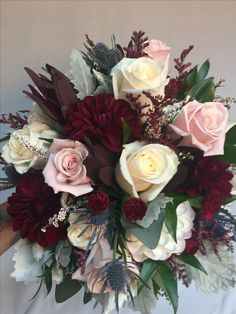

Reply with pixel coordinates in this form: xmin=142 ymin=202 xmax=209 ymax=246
xmin=55 ymin=274 xmax=83 ymax=303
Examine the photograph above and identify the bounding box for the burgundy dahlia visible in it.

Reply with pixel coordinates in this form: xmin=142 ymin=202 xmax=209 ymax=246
xmin=88 ymin=191 xmax=110 ymax=213
xmin=64 ymin=94 xmax=142 ymax=152
xmin=7 ymin=171 xmax=66 ymax=247
xmin=123 ymin=198 xmax=147 ymax=221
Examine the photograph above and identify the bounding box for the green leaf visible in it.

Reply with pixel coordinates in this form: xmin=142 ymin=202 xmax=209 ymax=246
xmin=222 ymin=195 xmax=236 ymax=205
xmin=55 ymin=275 xmax=83 ymax=303
xmin=121 ymin=207 xmax=165 ymax=249
xmin=44 ymin=265 xmax=53 ymax=295
xmin=122 ymin=120 xmax=131 ymax=144
xmin=83 ymin=291 xmax=93 ymax=304
xmin=225 ymin=125 xmax=236 ymax=146
xmin=217 ymin=144 xmax=236 ymax=163
xmin=18 ymin=110 xmax=29 ymax=113
xmin=185 ymin=66 xmax=197 ymax=86
xmin=197 ymin=59 xmax=210 ymax=81
xmin=139 ymin=259 xmax=158 ymax=293
xmin=165 ymin=202 xmax=177 ymax=242
xmin=165 ymin=193 xmax=201 ymax=209
xmin=0 ymin=134 xmax=10 ymax=142
xmin=175 ymin=254 xmax=207 ymax=274
xmin=29 ymin=280 xmax=43 ymax=301
xmin=187 ymin=77 xmax=215 ymax=102
xmin=153 ymin=262 xmax=178 ymax=314
xmin=39 ymin=137 xmax=53 ymax=143
xmin=188 ymin=197 xmax=202 ymax=209
xmin=164 ymin=195 xmax=191 ymax=242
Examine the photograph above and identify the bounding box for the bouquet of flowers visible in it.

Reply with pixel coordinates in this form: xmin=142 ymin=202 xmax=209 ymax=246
xmin=1 ymin=31 xmax=236 ymax=314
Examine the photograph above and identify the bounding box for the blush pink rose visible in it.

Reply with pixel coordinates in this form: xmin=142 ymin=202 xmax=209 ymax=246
xmin=43 ymin=139 xmax=93 ymax=196
xmin=169 ymin=100 xmax=228 ymax=156
xmin=144 ymin=39 xmax=171 ymax=77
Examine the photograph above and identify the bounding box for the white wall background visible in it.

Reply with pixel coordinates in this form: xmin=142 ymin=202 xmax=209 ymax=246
xmin=1 ymin=1 xmax=236 ymax=314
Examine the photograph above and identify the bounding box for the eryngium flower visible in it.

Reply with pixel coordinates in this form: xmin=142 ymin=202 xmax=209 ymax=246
xmin=7 ymin=171 xmax=66 ymax=247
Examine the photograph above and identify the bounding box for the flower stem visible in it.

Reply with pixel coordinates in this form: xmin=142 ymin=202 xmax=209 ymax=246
xmin=113 ymin=231 xmax=118 ymax=261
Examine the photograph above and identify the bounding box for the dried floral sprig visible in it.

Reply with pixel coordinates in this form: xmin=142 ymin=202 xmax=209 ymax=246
xmin=123 ymin=31 xmax=149 ymax=58
xmin=74 ymin=248 xmax=88 ymax=275
xmin=168 ymin=257 xmax=190 ymax=287
xmin=165 ymin=45 xmax=194 ymax=99
xmin=215 ymin=78 xmax=225 ymax=89
xmin=214 ymin=95 xmax=236 ymax=110
xmin=0 ymin=112 xmax=28 ymax=129
xmin=126 ymin=92 xmax=178 ymax=150
xmin=193 ymin=220 xmax=234 ymax=256
xmin=174 ymin=45 xmax=194 ymax=78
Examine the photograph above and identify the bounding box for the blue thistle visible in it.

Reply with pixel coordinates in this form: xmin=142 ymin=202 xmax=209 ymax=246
xmin=90 ymin=210 xmax=110 ymax=226
xmin=107 ymin=260 xmax=126 ymax=292
xmin=92 ymin=260 xmax=140 ymax=312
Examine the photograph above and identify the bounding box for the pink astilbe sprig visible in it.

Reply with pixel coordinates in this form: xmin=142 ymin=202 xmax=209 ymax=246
xmin=127 ymin=92 xmax=179 ymax=151
xmin=165 ymin=45 xmax=194 ymax=99
xmin=123 ymin=31 xmax=149 ymax=58
xmin=74 ymin=248 xmax=88 ymax=275
xmin=167 ymin=257 xmax=190 ymax=287
xmin=189 ymin=219 xmax=234 ymax=258
xmin=174 ymin=45 xmax=194 ymax=78
xmin=0 ymin=112 xmax=28 ymax=129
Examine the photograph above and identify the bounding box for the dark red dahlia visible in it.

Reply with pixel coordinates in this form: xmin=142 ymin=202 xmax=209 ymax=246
xmin=183 ymin=157 xmax=233 ymax=220
xmin=64 ymin=94 xmax=142 ymax=152
xmin=123 ymin=198 xmax=147 ymax=221
xmin=7 ymin=171 xmax=66 ymax=247
xmin=88 ymin=191 xmax=110 ymax=213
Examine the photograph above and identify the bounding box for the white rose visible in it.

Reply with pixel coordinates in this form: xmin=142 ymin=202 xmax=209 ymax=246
xmin=2 ymin=122 xmax=58 ymax=174
xmin=127 ymin=201 xmax=195 ymax=262
xmin=111 ymin=57 xmax=169 ymax=100
xmin=115 ymin=141 xmax=179 ymax=202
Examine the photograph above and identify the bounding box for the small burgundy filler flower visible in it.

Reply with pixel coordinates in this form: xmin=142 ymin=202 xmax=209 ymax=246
xmin=123 ymin=198 xmax=147 ymax=221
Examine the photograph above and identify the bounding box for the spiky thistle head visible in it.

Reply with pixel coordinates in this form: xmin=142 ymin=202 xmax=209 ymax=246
xmin=91 ymin=259 xmax=140 ymax=312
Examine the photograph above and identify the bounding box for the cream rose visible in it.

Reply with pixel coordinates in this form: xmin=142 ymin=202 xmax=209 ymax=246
xmin=127 ymin=201 xmax=195 ymax=262
xmin=1 ymin=122 xmax=58 ymax=174
xmin=67 ymin=223 xmax=97 ymax=249
xmin=169 ymin=100 xmax=229 ymax=156
xmin=67 ymin=213 xmax=107 ymax=250
xmin=115 ymin=141 xmax=179 ymax=202
xmin=111 ymin=57 xmax=169 ymax=100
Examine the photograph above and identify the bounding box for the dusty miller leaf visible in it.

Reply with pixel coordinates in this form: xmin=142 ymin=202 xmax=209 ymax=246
xmin=130 ymin=281 xmax=157 ymax=314
xmin=185 ymin=241 xmax=236 ymax=293
xmin=137 ymin=194 xmax=166 ymax=228
xmin=92 ymin=69 xmax=113 ymax=94
xmin=69 ymin=49 xmax=96 ymax=99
